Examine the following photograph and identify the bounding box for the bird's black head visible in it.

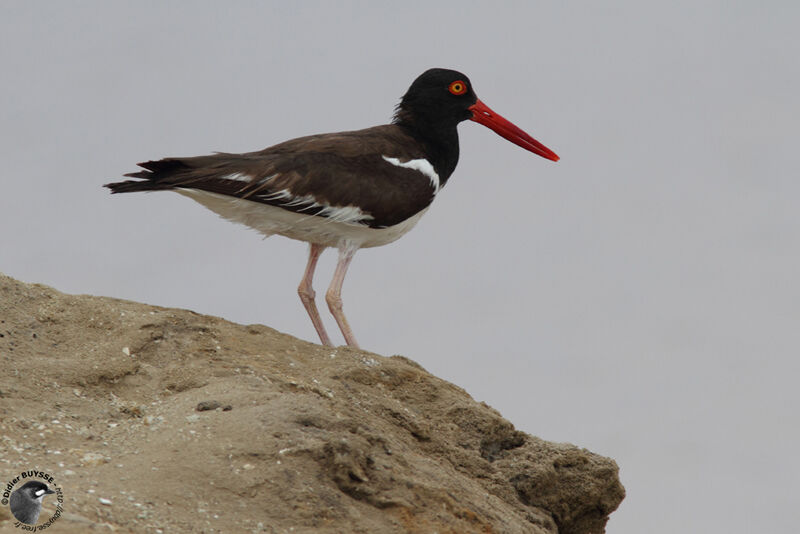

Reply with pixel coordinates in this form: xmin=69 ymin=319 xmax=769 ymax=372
xmin=393 ymin=68 xmax=559 ymax=164
xmin=393 ymin=68 xmax=478 ymax=130
xmin=18 ymin=481 xmax=55 ymax=499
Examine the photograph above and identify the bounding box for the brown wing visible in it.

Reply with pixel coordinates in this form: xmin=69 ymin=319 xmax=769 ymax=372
xmin=105 ymin=125 xmax=439 ymax=228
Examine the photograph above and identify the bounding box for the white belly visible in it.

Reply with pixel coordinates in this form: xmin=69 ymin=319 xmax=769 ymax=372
xmin=176 ymin=189 xmax=428 ymax=249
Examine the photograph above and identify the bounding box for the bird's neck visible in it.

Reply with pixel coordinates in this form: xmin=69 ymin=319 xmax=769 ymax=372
xmin=395 ymin=117 xmax=460 ymax=184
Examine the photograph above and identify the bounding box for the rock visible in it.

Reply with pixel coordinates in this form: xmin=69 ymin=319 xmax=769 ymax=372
xmin=195 ymin=400 xmax=233 ymax=412
xmin=0 ymin=273 xmax=624 ymax=533
xmin=195 ymin=400 xmax=222 ymax=411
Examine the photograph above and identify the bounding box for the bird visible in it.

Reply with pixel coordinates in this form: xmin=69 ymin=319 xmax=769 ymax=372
xmin=105 ymin=68 xmax=559 ymax=349
xmin=9 ymin=481 xmax=55 ymax=525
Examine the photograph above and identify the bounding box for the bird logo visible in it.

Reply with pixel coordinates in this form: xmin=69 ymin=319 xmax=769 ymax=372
xmin=9 ymin=480 xmax=56 ymax=525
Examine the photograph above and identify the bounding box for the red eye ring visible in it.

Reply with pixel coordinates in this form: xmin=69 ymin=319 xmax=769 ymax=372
xmin=448 ymin=80 xmax=467 ymax=95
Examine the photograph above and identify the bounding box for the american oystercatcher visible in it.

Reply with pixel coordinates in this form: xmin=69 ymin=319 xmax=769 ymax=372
xmin=105 ymin=68 xmax=558 ymax=349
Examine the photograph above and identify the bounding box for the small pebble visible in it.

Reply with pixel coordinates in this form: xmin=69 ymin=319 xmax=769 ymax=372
xmin=196 ymin=400 xmax=221 ymax=411
xmin=196 ymin=400 xmax=233 ymax=412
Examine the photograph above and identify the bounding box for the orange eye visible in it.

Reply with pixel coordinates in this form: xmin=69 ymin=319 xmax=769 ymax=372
xmin=448 ymin=80 xmax=467 ymax=95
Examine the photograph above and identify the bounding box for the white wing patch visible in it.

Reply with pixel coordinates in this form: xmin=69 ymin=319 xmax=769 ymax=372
xmin=382 ymin=156 xmax=440 ymax=195
xmin=219 ymin=172 xmax=253 ymax=182
xmin=255 ymin=189 xmax=373 ymax=225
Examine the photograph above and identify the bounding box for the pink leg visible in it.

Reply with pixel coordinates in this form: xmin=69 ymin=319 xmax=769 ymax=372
xmin=297 ymin=243 xmax=333 ymax=346
xmin=325 ymin=243 xmax=360 ymax=348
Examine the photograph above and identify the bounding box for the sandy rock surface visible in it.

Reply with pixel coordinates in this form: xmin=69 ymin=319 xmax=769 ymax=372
xmin=0 ymin=273 xmax=624 ymax=533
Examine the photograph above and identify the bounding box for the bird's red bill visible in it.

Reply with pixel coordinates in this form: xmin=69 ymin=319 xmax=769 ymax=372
xmin=468 ymin=99 xmax=559 ymax=162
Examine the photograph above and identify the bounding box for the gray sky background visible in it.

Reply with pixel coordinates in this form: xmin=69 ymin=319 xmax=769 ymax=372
xmin=2 ymin=2 xmax=798 ymax=532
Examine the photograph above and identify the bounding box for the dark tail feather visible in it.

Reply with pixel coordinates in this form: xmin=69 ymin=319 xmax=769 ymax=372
xmin=103 ymin=179 xmax=168 ymax=193
xmin=134 ymin=158 xmax=190 ymax=175
xmin=104 ymin=159 xmax=191 ymax=194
